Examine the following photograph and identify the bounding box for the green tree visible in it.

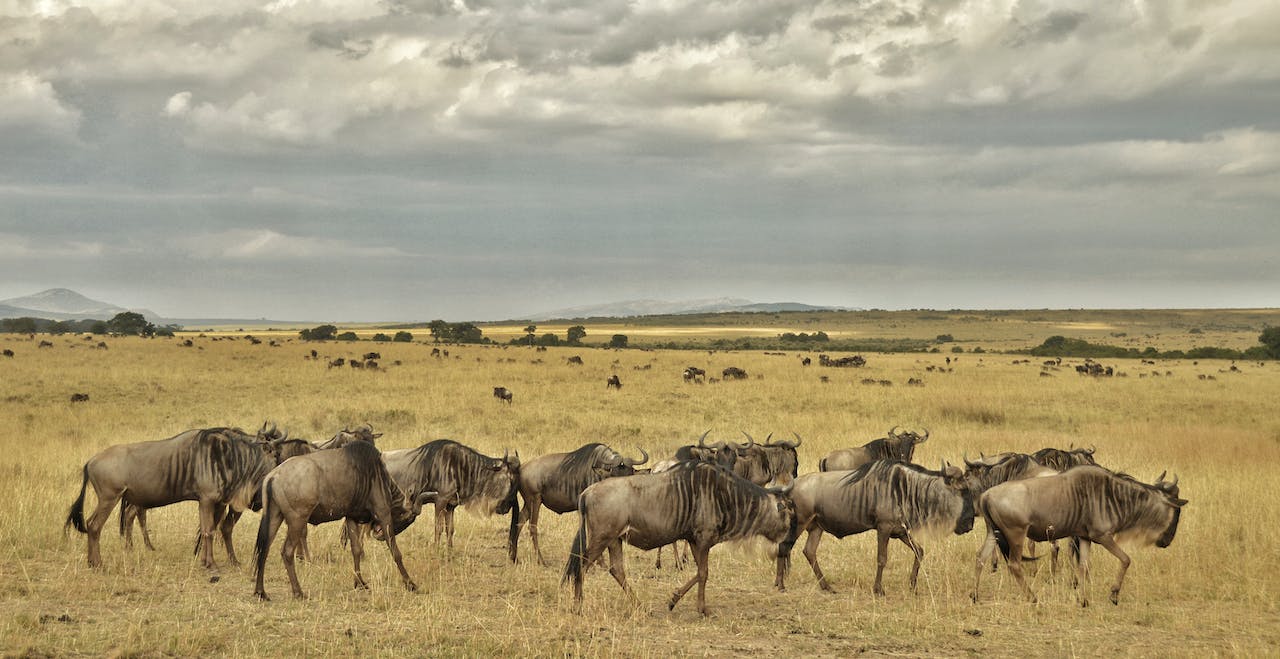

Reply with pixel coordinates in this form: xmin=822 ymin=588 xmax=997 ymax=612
xmin=609 ymin=334 xmax=629 ymax=349
xmin=566 ymin=325 xmax=587 ymax=344
xmin=393 ymin=331 xmax=413 ymax=342
xmin=300 ymin=324 xmax=337 ymax=341
xmin=2 ymin=317 xmax=39 ymax=333
xmin=1261 ymin=327 xmax=1280 ymax=359
xmin=524 ymin=324 xmax=537 ymax=346
xmin=107 ymin=311 xmax=155 ymax=337
xmin=372 ymin=333 xmax=392 ymax=342
xmin=336 ymin=331 xmax=359 ymax=341
xmin=935 ymin=334 xmax=954 ymax=343
xmin=536 ymin=333 xmax=561 ymax=346
xmin=89 ymin=320 xmax=109 ymax=335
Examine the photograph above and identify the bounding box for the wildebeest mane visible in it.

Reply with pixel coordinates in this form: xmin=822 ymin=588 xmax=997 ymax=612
xmin=838 ymin=460 xmax=967 ymax=536
xmin=193 ymin=428 xmax=276 ymax=510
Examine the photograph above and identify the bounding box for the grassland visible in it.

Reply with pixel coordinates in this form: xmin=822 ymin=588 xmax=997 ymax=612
xmin=1 ymin=315 xmax=1278 ymax=657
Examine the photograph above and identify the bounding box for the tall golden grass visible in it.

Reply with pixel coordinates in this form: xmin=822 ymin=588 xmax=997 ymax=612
xmin=1 ymin=331 xmax=1277 ymax=656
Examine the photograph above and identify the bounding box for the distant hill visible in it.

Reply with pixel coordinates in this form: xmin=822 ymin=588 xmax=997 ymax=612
xmin=0 ymin=288 xmax=161 ymax=322
xmin=524 ymin=298 xmax=842 ymax=321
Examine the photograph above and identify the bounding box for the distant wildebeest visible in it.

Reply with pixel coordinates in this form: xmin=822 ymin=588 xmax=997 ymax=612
xmin=309 ymin=349 xmax=318 ymax=359
xmin=2 ymin=349 xmax=13 ymax=357
xmin=735 ymin=432 xmax=803 ymax=488
xmin=563 ymin=461 xmax=798 ymax=616
xmin=818 ymin=354 xmax=866 ymax=368
xmin=516 ymin=443 xmax=648 ymax=565
xmin=801 ymin=357 xmax=812 ymax=366
xmin=493 ymin=386 xmax=513 ymax=404
xmin=788 ymin=460 xmax=974 ymax=595
xmin=70 ymin=392 xmax=90 ymax=403
xmin=381 ymin=440 xmax=521 ymax=560
xmin=567 ymin=355 xmax=584 ymax=365
xmin=682 ymin=366 xmax=706 ymax=383
xmin=328 ymin=358 xmax=346 ymax=368
xmin=606 ymin=375 xmax=622 ymax=389
xmin=363 ymin=351 xmax=381 ymax=361
xmin=906 ymin=378 xmax=924 ymax=387
xmin=973 ymin=466 xmax=1186 ymax=606
xmin=65 ymin=425 xmax=277 ymax=572
xmin=253 ymin=441 xmax=434 ymax=600
xmin=722 ymin=366 xmax=748 ymax=380
xmin=818 ymin=427 xmax=928 ymax=472
xmin=350 ymin=359 xmax=364 ymax=369
xmin=364 ymin=359 xmax=378 ymax=369
xmin=39 ymin=340 xmax=53 ymax=348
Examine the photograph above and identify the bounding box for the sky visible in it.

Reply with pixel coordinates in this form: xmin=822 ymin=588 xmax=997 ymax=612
xmin=1 ymin=0 xmax=1278 ymax=321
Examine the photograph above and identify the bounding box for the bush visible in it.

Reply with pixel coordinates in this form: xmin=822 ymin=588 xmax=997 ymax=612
xmin=393 ymin=331 xmax=413 ymax=342
xmin=300 ymin=324 xmax=337 ymax=341
xmin=336 ymin=332 xmax=359 ymax=341
xmin=372 ymin=333 xmax=392 ymax=342
xmin=951 ymin=346 xmax=964 ymax=353
xmin=935 ymin=334 xmax=954 ymax=343
xmin=1261 ymin=327 xmax=1280 ymax=359
xmin=609 ymin=334 xmax=629 ymax=349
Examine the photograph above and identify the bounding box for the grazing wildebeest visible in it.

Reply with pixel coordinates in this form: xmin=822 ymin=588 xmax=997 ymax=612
xmin=818 ymin=427 xmax=928 ymax=471
xmin=973 ymin=466 xmax=1186 ymax=606
xmin=70 ymin=392 xmax=90 ymax=403
xmin=789 ymin=460 xmax=974 ymax=595
xmin=606 ymin=375 xmax=622 ymax=389
xmin=363 ymin=351 xmax=381 ymax=361
xmin=735 ymin=432 xmax=803 ymax=487
xmin=2 ymin=348 xmax=13 ymax=357
xmin=682 ymin=366 xmax=706 ymax=383
xmin=563 ymin=461 xmax=798 ymax=616
xmin=64 ymin=426 xmax=277 ymax=572
xmin=801 ymin=357 xmax=811 ymax=366
xmin=567 ymin=355 xmax=584 ymax=365
xmin=722 ymin=366 xmax=748 ymax=380
xmin=39 ymin=340 xmax=53 ymax=348
xmin=493 ymin=386 xmax=513 ymax=403
xmin=328 ymin=358 xmax=346 ymax=368
xmin=381 ymin=440 xmax=521 ymax=560
xmin=252 ymin=441 xmax=433 ymax=600
xmin=516 ymin=443 xmax=648 ymax=565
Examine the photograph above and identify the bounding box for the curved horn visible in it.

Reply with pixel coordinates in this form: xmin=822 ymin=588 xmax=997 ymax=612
xmin=627 ymin=447 xmax=649 ymax=466
xmin=1156 ymin=470 xmax=1167 ymax=483
xmin=1086 ymin=444 xmax=1096 ymax=455
xmin=888 ymin=425 xmax=901 ymax=438
xmin=1171 ymin=473 xmax=1178 ymax=487
xmin=279 ymin=427 xmax=289 ymax=441
xmin=697 ymin=429 xmax=712 ymax=447
xmin=915 ymin=428 xmax=929 ymax=443
xmin=964 ymin=453 xmax=981 ymax=468
xmin=737 ymin=433 xmax=755 ymax=450
xmin=783 ymin=432 xmax=803 ymax=449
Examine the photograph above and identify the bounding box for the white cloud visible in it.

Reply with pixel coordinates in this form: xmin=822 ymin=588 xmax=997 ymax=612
xmin=164 ymin=91 xmax=191 ymax=116
xmin=0 ymin=72 xmax=81 ymax=137
xmin=181 ymin=229 xmax=414 ymax=260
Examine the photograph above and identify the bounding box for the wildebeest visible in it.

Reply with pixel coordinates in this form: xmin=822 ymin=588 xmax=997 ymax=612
xmin=788 ymin=460 xmax=974 ymax=595
xmin=516 ymin=443 xmax=648 ymax=565
xmin=2 ymin=348 xmax=13 ymax=357
xmin=70 ymin=392 xmax=90 ymax=403
xmin=381 ymin=440 xmax=521 ymax=560
xmin=606 ymin=374 xmax=622 ymax=389
xmin=735 ymin=432 xmax=803 ymax=487
xmin=973 ymin=466 xmax=1186 ymax=606
xmin=39 ymin=340 xmax=53 ymax=348
xmin=493 ymin=386 xmax=513 ymax=404
xmin=682 ymin=366 xmax=706 ymax=383
xmin=563 ymin=461 xmax=798 ymax=616
xmin=1030 ymin=446 xmax=1097 ymax=472
xmin=252 ymin=441 xmax=433 ymax=600
xmin=818 ymin=427 xmax=928 ymax=471
xmin=328 ymin=358 xmax=346 ymax=368
xmin=722 ymin=366 xmax=748 ymax=380
xmin=65 ymin=425 xmax=277 ymax=572
xmin=567 ymin=355 xmax=584 ymax=365
xmin=363 ymin=351 xmax=381 ymax=361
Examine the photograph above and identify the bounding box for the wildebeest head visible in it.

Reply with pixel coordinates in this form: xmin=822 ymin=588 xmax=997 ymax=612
xmin=595 ymin=447 xmax=649 ymax=478
xmin=884 ymin=426 xmax=928 ymax=460
xmin=939 ymin=460 xmax=975 ymax=535
xmin=481 ymin=450 xmax=522 ymax=515
xmin=1152 ymin=471 xmax=1188 ymax=548
xmin=375 ymin=490 xmax=438 ymax=539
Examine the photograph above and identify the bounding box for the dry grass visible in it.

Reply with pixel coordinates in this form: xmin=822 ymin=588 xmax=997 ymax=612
xmin=1 ymin=329 xmax=1278 ymax=657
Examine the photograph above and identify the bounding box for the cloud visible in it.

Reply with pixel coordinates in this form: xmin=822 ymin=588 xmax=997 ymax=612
xmin=181 ymin=229 xmax=414 ymax=260
xmin=0 ymin=72 xmax=81 ymax=138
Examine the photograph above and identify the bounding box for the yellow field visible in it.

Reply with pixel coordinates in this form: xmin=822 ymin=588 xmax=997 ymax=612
xmin=1 ymin=330 xmax=1277 ymax=656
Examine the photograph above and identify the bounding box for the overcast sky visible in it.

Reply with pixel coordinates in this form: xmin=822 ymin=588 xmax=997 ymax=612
xmin=2 ymin=0 xmax=1278 ymax=321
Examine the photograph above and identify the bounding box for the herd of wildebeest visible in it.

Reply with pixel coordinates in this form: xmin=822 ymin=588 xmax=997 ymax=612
xmin=63 ymin=405 xmax=1187 ymax=615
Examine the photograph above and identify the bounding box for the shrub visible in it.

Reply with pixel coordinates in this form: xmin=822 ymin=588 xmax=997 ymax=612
xmin=372 ymin=333 xmax=392 ymax=342
xmin=609 ymin=334 xmax=629 ymax=348
xmin=393 ymin=331 xmax=413 ymax=342
xmin=336 ymin=332 xmax=359 ymax=341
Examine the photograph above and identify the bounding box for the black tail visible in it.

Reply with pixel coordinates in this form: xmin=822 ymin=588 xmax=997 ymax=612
xmin=65 ymin=464 xmax=89 ymax=534
xmin=817 ymin=457 xmax=827 ymax=472
xmin=253 ymin=479 xmax=275 ymax=578
xmin=118 ymin=502 xmax=127 ymax=538
xmin=561 ymin=495 xmax=589 ymax=589
xmin=993 ymin=528 xmax=1040 ymax=562
xmin=506 ymin=496 xmax=520 ymax=563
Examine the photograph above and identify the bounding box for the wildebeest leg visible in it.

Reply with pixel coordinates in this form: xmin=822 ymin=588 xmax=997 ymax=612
xmin=197 ymin=499 xmax=219 ymax=572
xmin=433 ymin=502 xmax=445 ymax=545
xmin=802 ymin=525 xmax=834 ymax=592
xmin=220 ymin=510 xmax=242 ymax=565
xmin=444 ymin=504 xmax=457 ymax=549
xmin=972 ymin=528 xmax=999 ymax=602
xmin=692 ymin=544 xmax=712 ymax=616
xmin=281 ymin=520 xmax=307 ymax=599
xmin=383 ymin=519 xmax=418 ymax=593
xmin=899 ymin=534 xmax=924 ymax=593
xmin=136 ymin=508 xmax=156 ymax=551
xmin=525 ymin=494 xmax=548 ymax=566
xmin=85 ymin=486 xmax=124 ymax=568
xmin=606 ymin=539 xmax=636 ymax=603
xmin=253 ymin=508 xmax=284 ymax=600
xmin=1005 ymin=528 xmax=1037 ymax=604
xmin=1093 ymin=535 xmax=1130 ymax=605
xmin=344 ymin=518 xmax=368 ymax=590
xmin=873 ymin=528 xmax=894 ymax=596
xmin=668 ymin=543 xmax=702 ymax=611
xmin=1071 ymin=538 xmax=1092 ymax=605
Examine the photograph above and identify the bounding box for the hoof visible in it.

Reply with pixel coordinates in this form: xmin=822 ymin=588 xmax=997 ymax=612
xmin=970 ymin=592 xmax=978 ymax=603
xmin=1081 ymin=599 xmax=1089 ymax=608
xmin=405 ymin=581 xmax=418 ymax=592
xmin=209 ymin=575 xmax=220 ymax=583
xmin=255 ymin=591 xmax=270 ymax=601
xmin=1110 ymin=593 xmax=1120 ymax=605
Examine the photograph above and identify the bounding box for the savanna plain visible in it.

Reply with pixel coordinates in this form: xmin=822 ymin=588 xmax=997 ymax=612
xmin=2 ymin=310 xmax=1278 ymax=657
